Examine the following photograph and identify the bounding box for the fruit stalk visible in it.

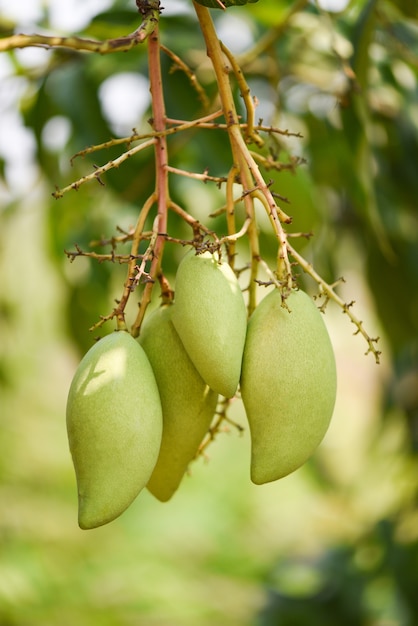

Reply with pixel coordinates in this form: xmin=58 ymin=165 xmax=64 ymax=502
xmin=193 ymin=3 xmax=293 ymax=304
xmin=193 ymin=1 xmax=260 ymax=310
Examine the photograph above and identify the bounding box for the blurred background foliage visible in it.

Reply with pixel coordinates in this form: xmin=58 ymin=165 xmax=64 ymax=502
xmin=1 ymin=0 xmax=418 ymax=624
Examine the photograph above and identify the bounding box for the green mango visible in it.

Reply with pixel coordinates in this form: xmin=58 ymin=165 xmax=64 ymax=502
xmin=139 ymin=304 xmax=218 ymax=502
xmin=240 ymin=289 xmax=337 ymax=484
xmin=171 ymin=250 xmax=247 ymax=398
xmin=66 ymin=331 xmax=163 ymax=529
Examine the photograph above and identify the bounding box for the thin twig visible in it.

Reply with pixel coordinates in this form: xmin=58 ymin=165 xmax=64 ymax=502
xmin=288 ymin=242 xmax=381 ymax=363
xmin=70 ymin=110 xmax=224 ymax=162
xmin=53 ymin=138 xmax=156 ymax=198
xmin=166 ymin=165 xmax=226 ymax=185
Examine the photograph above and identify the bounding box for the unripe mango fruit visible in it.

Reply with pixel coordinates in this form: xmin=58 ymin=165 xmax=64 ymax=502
xmin=240 ymin=288 xmax=337 ymax=484
xmin=139 ymin=304 xmax=218 ymax=502
xmin=171 ymin=250 xmax=247 ymax=398
xmin=66 ymin=331 xmax=163 ymax=529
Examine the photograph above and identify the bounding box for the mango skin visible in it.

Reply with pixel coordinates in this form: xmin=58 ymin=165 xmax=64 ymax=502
xmin=240 ymin=289 xmax=337 ymax=484
xmin=66 ymin=331 xmax=163 ymax=529
xmin=171 ymin=250 xmax=247 ymax=398
xmin=139 ymin=305 xmax=218 ymax=501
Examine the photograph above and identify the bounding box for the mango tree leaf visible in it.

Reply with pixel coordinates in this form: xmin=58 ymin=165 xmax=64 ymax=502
xmin=387 ymin=0 xmax=418 ymax=19
xmin=194 ymin=0 xmax=259 ymax=8
xmin=340 ymin=0 xmax=394 ymax=257
xmin=81 ymin=9 xmax=140 ymax=40
xmin=248 ymin=0 xmax=294 ymax=24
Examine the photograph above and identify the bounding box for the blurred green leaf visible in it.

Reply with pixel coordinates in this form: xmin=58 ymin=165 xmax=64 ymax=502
xmin=387 ymin=0 xmax=418 ymax=20
xmin=81 ymin=9 xmax=140 ymax=39
xmin=194 ymin=0 xmax=259 ymax=8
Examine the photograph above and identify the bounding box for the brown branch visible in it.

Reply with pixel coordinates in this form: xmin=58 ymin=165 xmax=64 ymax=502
xmin=131 ymin=22 xmax=169 ymax=337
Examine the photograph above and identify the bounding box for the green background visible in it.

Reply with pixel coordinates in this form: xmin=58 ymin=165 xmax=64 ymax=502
xmin=1 ymin=0 xmax=418 ymax=624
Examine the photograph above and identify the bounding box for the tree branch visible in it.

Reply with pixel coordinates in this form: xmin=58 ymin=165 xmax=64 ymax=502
xmin=0 ymin=1 xmax=160 ymax=54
